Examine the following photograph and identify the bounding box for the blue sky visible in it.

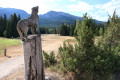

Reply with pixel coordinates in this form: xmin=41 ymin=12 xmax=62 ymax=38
xmin=0 ymin=0 xmax=120 ymax=21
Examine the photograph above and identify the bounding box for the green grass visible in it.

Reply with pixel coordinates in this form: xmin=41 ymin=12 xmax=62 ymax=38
xmin=0 ymin=38 xmax=21 ymax=55
xmin=64 ymin=39 xmax=76 ymax=43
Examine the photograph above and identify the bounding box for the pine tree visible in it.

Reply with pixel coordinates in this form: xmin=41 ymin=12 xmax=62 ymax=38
xmin=74 ymin=19 xmax=81 ymax=37
xmin=60 ymin=23 xmax=66 ymax=36
xmin=17 ymin=14 xmax=21 ymax=21
xmin=0 ymin=16 xmax=4 ymax=37
xmin=99 ymin=27 xmax=103 ymax=35
xmin=4 ymin=13 xmax=20 ymax=38
xmin=45 ymin=28 xmax=49 ymax=34
xmin=13 ymin=13 xmax=19 ymax=37
xmin=54 ymin=28 xmax=57 ymax=34
xmin=75 ymin=13 xmax=95 ymax=40
xmin=70 ymin=24 xmax=74 ymax=36
xmin=4 ymin=20 xmax=11 ymax=38
xmin=3 ymin=14 xmax=7 ymax=33
xmin=100 ymin=11 xmax=120 ymax=51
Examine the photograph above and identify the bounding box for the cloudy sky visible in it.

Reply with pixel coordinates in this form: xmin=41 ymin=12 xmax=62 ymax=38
xmin=0 ymin=0 xmax=120 ymax=21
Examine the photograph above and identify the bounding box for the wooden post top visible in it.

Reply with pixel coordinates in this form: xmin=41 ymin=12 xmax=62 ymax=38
xmin=23 ymin=34 xmax=41 ymax=42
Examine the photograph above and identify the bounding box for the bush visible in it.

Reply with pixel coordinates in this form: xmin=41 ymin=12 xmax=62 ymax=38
xmin=58 ymin=42 xmax=120 ymax=80
xmin=43 ymin=51 xmax=57 ymax=67
xmin=57 ymin=13 xmax=120 ymax=80
xmin=58 ymin=42 xmax=76 ymax=72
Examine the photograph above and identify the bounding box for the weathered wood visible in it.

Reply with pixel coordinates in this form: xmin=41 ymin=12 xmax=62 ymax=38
xmin=23 ymin=34 xmax=45 ymax=80
xmin=4 ymin=49 xmax=7 ymax=56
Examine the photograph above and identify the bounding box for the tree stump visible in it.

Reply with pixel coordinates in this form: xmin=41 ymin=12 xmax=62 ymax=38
xmin=23 ymin=34 xmax=45 ymax=80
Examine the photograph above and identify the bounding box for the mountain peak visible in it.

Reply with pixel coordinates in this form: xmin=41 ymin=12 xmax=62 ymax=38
xmin=0 ymin=7 xmax=30 ymax=19
xmin=0 ymin=7 xmax=103 ymax=27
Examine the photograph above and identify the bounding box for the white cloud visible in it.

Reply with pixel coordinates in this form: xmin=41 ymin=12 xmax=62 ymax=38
xmin=0 ymin=0 xmax=56 ymax=14
xmin=69 ymin=0 xmax=76 ymax=2
xmin=48 ymin=0 xmax=62 ymax=2
xmin=0 ymin=0 xmax=120 ymax=21
xmin=67 ymin=1 xmax=93 ymax=13
xmin=67 ymin=0 xmax=120 ymax=21
xmin=57 ymin=0 xmax=62 ymax=1
xmin=89 ymin=11 xmax=108 ymax=21
xmin=101 ymin=0 xmax=120 ymax=15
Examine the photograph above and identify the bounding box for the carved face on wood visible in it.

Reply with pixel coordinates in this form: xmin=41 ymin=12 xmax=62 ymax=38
xmin=32 ymin=6 xmax=39 ymax=13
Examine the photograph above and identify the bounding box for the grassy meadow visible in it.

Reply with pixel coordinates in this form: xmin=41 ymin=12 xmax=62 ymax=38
xmin=0 ymin=38 xmax=21 ymax=55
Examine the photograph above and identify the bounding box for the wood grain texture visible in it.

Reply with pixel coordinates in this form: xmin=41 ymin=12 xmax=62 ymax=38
xmin=23 ymin=34 xmax=45 ymax=80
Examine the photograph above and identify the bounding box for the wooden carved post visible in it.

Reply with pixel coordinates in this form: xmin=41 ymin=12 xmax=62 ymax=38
xmin=4 ymin=49 xmax=7 ymax=56
xmin=23 ymin=34 xmax=45 ymax=80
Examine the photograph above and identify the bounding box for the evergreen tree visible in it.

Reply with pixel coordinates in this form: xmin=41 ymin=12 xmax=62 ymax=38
xmin=69 ymin=24 xmax=74 ymax=36
xmin=99 ymin=27 xmax=104 ymax=35
xmin=13 ymin=13 xmax=19 ymax=37
xmin=60 ymin=23 xmax=69 ymax=36
xmin=75 ymin=13 xmax=95 ymax=41
xmin=45 ymin=28 xmax=49 ymax=34
xmin=58 ymin=11 xmax=120 ymax=80
xmin=58 ymin=14 xmax=96 ymax=79
xmin=74 ymin=19 xmax=81 ymax=37
xmin=17 ymin=14 xmax=21 ymax=21
xmin=95 ymin=26 xmax=99 ymax=36
xmin=0 ymin=16 xmax=4 ymax=37
xmin=100 ymin=11 xmax=120 ymax=51
xmin=4 ymin=13 xmax=21 ymax=38
xmin=60 ymin=23 xmax=66 ymax=36
xmin=4 ymin=20 xmax=11 ymax=38
xmin=54 ymin=28 xmax=57 ymax=34
xmin=3 ymin=14 xmax=7 ymax=33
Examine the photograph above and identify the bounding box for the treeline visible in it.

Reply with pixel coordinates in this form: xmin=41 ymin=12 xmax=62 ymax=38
xmin=40 ymin=24 xmax=75 ymax=36
xmin=59 ymin=24 xmax=75 ymax=36
xmin=0 ymin=13 xmax=21 ymax=38
xmin=59 ymin=17 xmax=104 ymax=36
xmin=0 ymin=13 xmax=105 ymax=38
xmin=39 ymin=27 xmax=57 ymax=34
xmin=43 ymin=11 xmax=120 ymax=80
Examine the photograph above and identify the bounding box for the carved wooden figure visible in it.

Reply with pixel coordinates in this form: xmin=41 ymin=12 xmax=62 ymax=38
xmin=17 ymin=6 xmax=45 ymax=80
xmin=17 ymin=6 xmax=40 ymax=41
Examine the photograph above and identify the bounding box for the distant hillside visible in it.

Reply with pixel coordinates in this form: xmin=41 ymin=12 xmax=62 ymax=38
xmin=0 ymin=7 xmax=30 ymax=19
xmin=0 ymin=7 xmax=103 ymax=27
xmin=38 ymin=11 xmax=83 ymax=27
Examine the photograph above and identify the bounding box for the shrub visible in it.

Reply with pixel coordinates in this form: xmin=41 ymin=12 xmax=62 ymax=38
xmin=43 ymin=51 xmax=57 ymax=67
xmin=57 ymin=13 xmax=120 ymax=80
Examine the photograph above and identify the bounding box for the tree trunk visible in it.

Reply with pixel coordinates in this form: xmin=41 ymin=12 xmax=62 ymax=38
xmin=23 ymin=34 xmax=45 ymax=80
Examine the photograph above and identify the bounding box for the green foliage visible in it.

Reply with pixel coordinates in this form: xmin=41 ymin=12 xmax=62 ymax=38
xmin=75 ymin=13 xmax=95 ymax=40
xmin=0 ymin=13 xmax=21 ymax=38
xmin=69 ymin=24 xmax=74 ymax=36
xmin=0 ymin=38 xmax=21 ymax=54
xmin=43 ymin=51 xmax=57 ymax=67
xmin=58 ymin=12 xmax=120 ymax=80
xmin=74 ymin=19 xmax=81 ymax=38
xmin=99 ymin=11 xmax=120 ymax=51
xmin=58 ymin=42 xmax=76 ymax=72
xmin=39 ymin=27 xmax=58 ymax=34
xmin=60 ymin=23 xmax=69 ymax=36
xmin=0 ymin=15 xmax=6 ymax=37
xmin=99 ymin=27 xmax=104 ymax=35
xmin=59 ymin=23 xmax=75 ymax=36
xmin=95 ymin=23 xmax=104 ymax=36
xmin=49 ymin=28 xmax=57 ymax=34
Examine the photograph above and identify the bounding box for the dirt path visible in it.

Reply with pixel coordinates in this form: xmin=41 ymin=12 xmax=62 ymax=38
xmin=0 ymin=34 xmax=74 ymax=80
xmin=0 ymin=56 xmax=24 ymax=79
xmin=0 ymin=45 xmax=23 ymax=63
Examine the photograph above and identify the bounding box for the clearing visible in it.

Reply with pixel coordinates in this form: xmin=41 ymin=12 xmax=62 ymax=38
xmin=0 ymin=34 xmax=75 ymax=80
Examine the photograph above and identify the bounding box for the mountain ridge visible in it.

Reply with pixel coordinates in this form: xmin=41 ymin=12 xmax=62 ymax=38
xmin=0 ymin=7 xmax=103 ymax=27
